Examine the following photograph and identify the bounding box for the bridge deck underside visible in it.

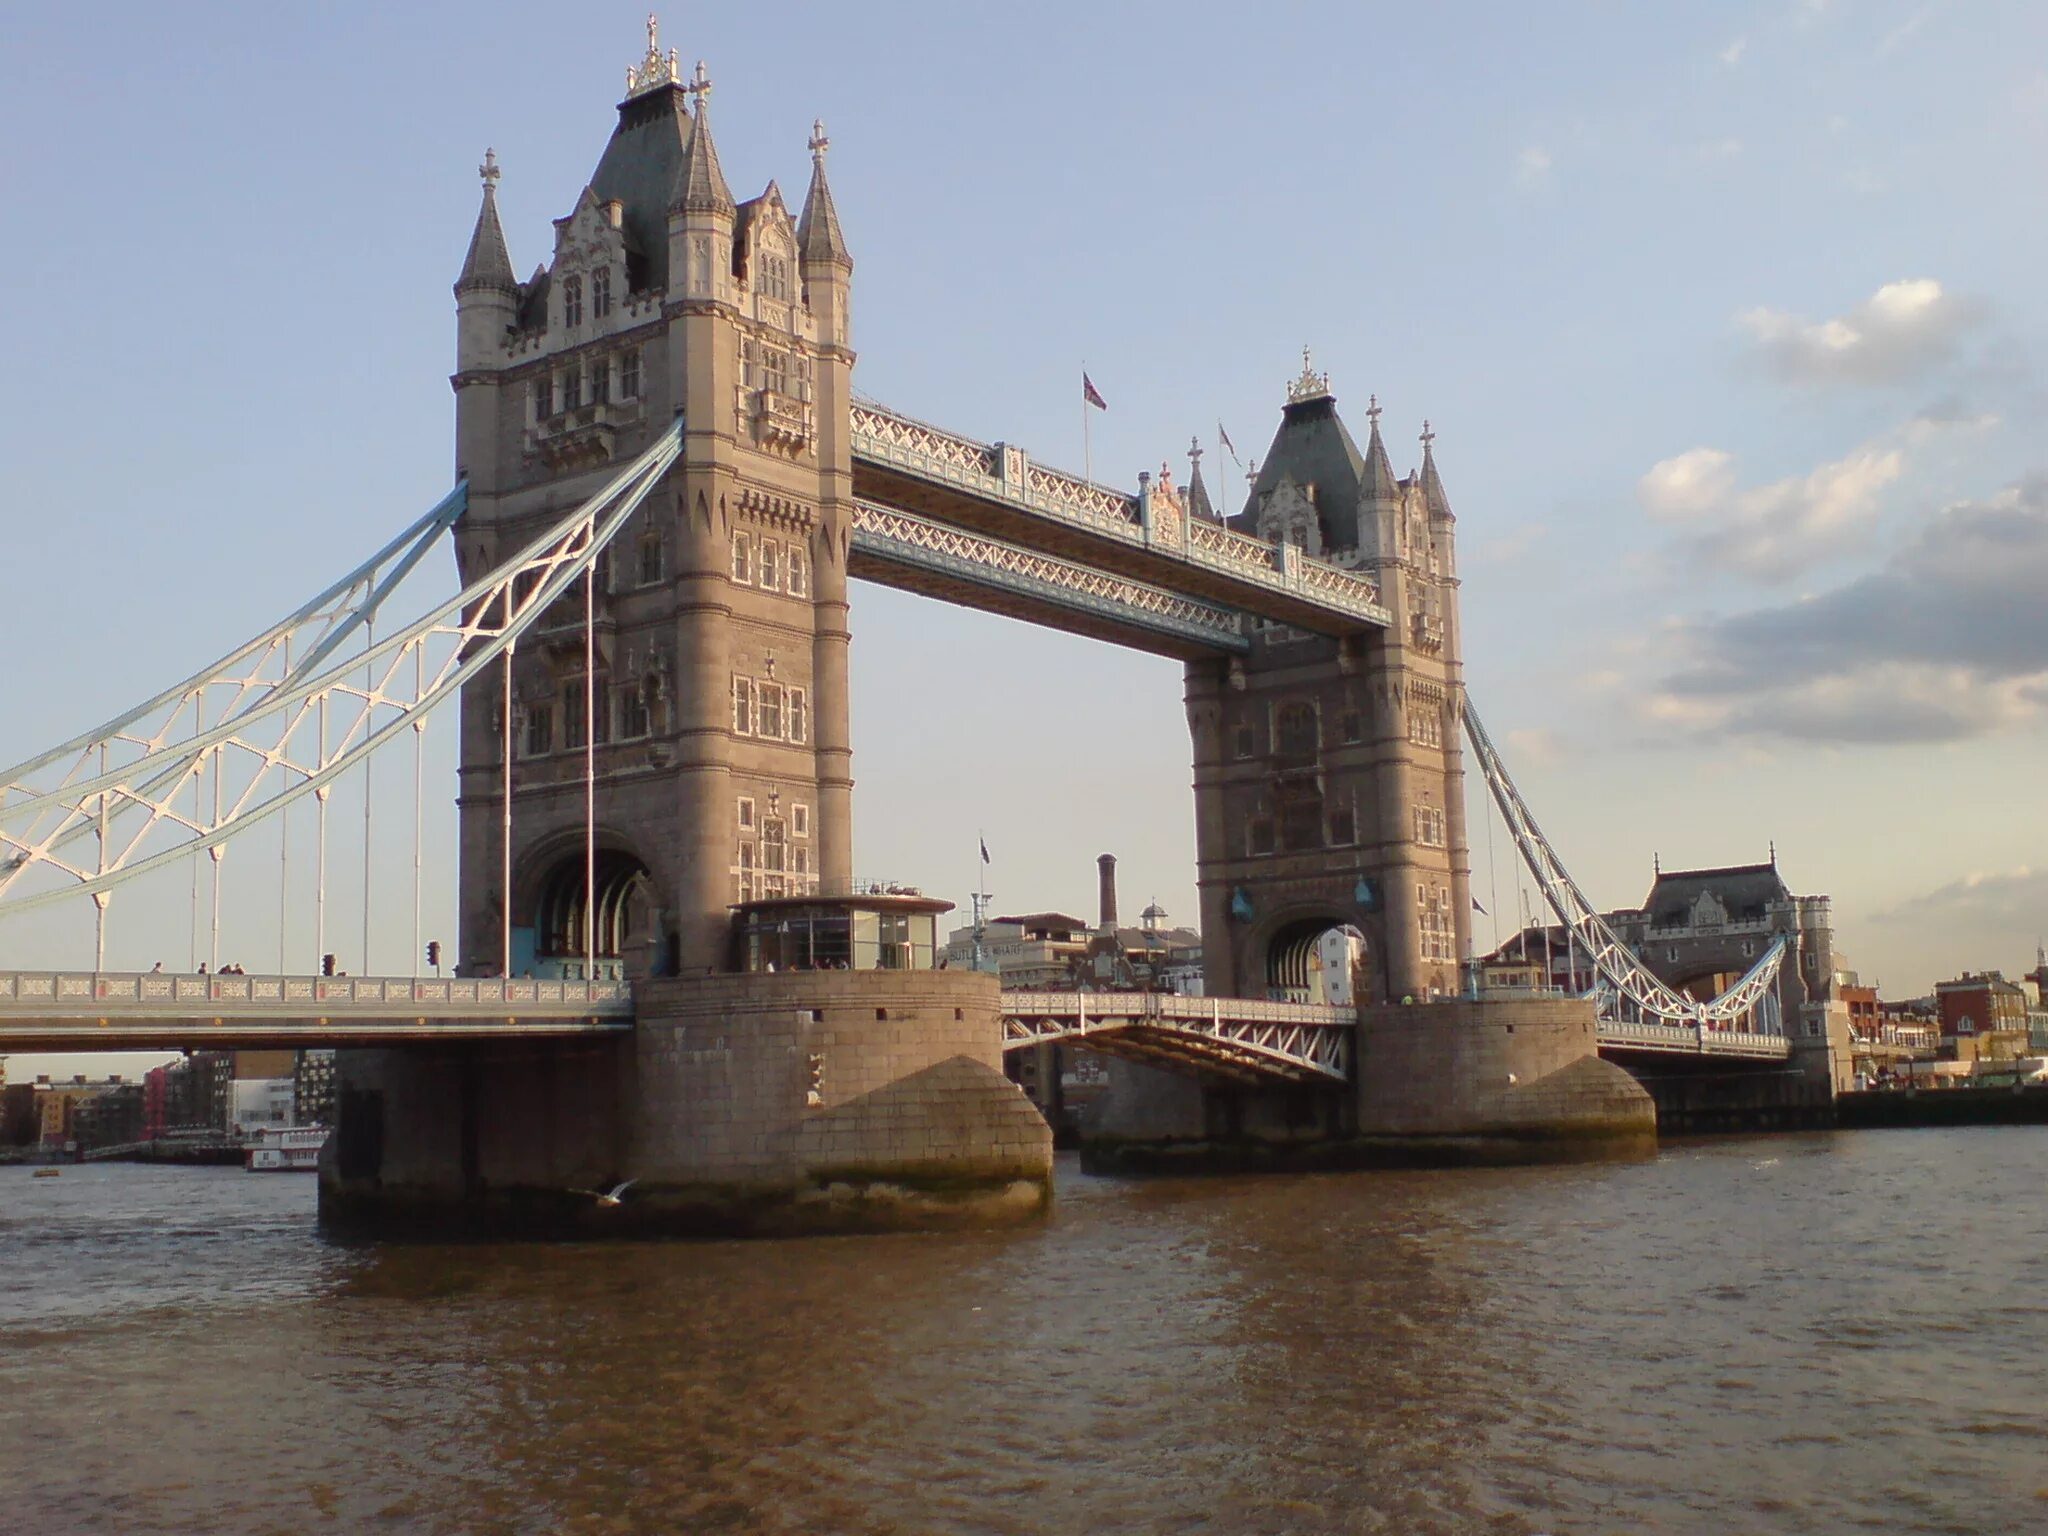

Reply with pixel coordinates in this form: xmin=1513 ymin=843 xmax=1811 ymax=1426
xmin=1001 ymin=994 xmax=1352 ymax=1084
xmin=849 ymin=503 xmax=1245 ymax=658
xmin=852 ymin=461 xmax=1387 ymax=637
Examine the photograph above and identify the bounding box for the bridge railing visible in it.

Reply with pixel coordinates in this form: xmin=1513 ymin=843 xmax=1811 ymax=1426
xmin=0 ymin=971 xmax=633 ymax=1011
xmin=999 ymin=991 xmax=1353 ymax=1027
xmin=1597 ymin=1018 xmax=1791 ymax=1058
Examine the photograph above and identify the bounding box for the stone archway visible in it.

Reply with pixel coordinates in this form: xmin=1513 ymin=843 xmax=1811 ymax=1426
xmin=531 ymin=847 xmax=664 ymax=979
xmin=1263 ymin=916 xmax=1373 ymax=1006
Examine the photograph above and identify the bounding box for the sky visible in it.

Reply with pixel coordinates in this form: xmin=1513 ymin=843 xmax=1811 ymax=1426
xmin=4 ymin=0 xmax=2048 ymax=1076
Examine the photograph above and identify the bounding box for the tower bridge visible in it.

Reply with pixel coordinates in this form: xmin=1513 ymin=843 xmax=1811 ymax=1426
xmin=0 ymin=20 xmax=1846 ymax=1234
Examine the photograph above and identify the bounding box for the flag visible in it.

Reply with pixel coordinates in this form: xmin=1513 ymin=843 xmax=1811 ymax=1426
xmin=1218 ymin=420 xmax=1238 ymax=460
xmin=1082 ymin=373 xmax=1107 ymax=410
xmin=979 ymin=837 xmax=990 ymax=864
xmin=1473 ymin=897 xmax=1488 ymax=915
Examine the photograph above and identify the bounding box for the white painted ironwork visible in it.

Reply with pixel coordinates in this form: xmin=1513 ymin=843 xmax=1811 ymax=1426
xmin=851 ymin=401 xmax=1389 ymax=630
xmin=850 ymin=501 xmax=1250 ymax=653
xmin=1463 ymin=699 xmax=1790 ymax=1035
xmin=999 ymin=991 xmax=1351 ymax=1083
xmin=0 ymin=422 xmax=683 ymax=920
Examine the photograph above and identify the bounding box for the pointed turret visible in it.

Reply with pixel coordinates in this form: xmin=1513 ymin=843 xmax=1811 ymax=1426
xmin=1419 ymin=421 xmax=1454 ymax=522
xmin=1185 ymin=436 xmax=1218 ymax=522
xmin=671 ymin=61 xmax=735 ymax=218
xmin=1360 ymin=395 xmax=1400 ymax=508
xmin=455 ymin=149 xmax=518 ymax=296
xmin=797 ymin=119 xmax=852 ymax=269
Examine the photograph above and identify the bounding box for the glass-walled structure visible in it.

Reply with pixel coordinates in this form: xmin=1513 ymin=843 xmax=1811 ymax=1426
xmin=731 ymin=893 xmax=953 ymax=974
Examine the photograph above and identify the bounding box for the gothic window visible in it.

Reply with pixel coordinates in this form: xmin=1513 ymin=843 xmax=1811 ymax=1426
xmin=731 ymin=532 xmax=752 ymax=584
xmin=592 ymin=267 xmax=611 ymax=318
xmin=619 ymin=348 xmax=641 ymax=399
xmin=593 ymin=684 xmax=612 ymax=744
xmin=737 ymin=797 xmax=755 ymax=831
xmin=734 ymin=840 xmax=756 ymax=903
xmin=1247 ymin=817 xmax=1275 ymax=857
xmin=563 ymin=275 xmax=583 ymax=327
xmin=763 ymin=348 xmax=790 ymax=395
xmin=758 ymin=682 xmax=784 ymax=739
xmin=788 ymin=687 xmax=808 ymax=745
xmin=590 ymin=358 xmax=610 ymax=404
xmin=524 ymin=703 xmax=553 ymax=757
xmin=761 ymin=818 xmax=788 ymax=874
xmin=616 ymin=681 xmax=650 ymax=739
xmin=562 ymin=366 xmax=582 ymax=411
xmin=1329 ymin=807 xmax=1356 ymax=845
xmin=532 ymin=376 xmax=554 ymax=420
xmin=732 ymin=676 xmax=754 ymax=734
xmin=1408 ymin=706 xmax=1443 ymax=749
xmin=1412 ymin=806 xmax=1446 ymax=847
xmin=792 ymin=803 xmax=809 ymax=837
xmin=1341 ymin=710 xmax=1362 ymax=744
xmin=1275 ymin=701 xmax=1318 ymax=761
xmin=563 ymin=680 xmax=587 ymax=750
xmin=786 ymin=543 xmax=808 ymax=597
xmin=638 ymin=522 xmax=663 ymax=585
xmin=1233 ymin=724 xmax=1255 ymax=760
xmin=759 ymin=539 xmax=780 ymax=590
xmin=760 ymin=253 xmax=790 ymax=301
xmin=794 ymin=846 xmax=811 ymax=879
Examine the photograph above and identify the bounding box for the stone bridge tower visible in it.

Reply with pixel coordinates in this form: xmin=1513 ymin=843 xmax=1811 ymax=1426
xmin=1187 ymin=358 xmax=1471 ymax=1004
xmin=450 ymin=27 xmax=856 ymax=978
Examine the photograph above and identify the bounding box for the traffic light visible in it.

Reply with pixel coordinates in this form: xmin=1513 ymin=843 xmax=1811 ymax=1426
xmin=426 ymin=940 xmax=442 ymax=973
xmin=321 ymin=953 xmax=336 ymax=977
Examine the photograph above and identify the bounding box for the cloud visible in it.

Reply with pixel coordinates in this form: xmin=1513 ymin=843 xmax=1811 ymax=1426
xmin=1878 ymin=7 xmax=1931 ymax=55
xmin=1738 ymin=278 xmax=1979 ymax=387
xmin=1638 ymin=442 xmax=1903 ymax=581
xmin=1696 ymin=136 xmax=1744 ymax=163
xmin=1644 ymin=476 xmax=2048 ymax=743
xmin=1515 ymin=146 xmax=1553 ymax=188
xmin=1472 ymin=521 xmax=1550 ymax=563
xmin=1719 ymin=36 xmax=1749 ymax=65
xmin=1872 ymin=867 xmax=2048 ymax=932
xmin=1504 ymin=728 xmax=1563 ymax=767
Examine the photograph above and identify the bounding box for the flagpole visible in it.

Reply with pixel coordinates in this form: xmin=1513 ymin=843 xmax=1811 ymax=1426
xmin=1082 ymin=362 xmax=1092 ymax=485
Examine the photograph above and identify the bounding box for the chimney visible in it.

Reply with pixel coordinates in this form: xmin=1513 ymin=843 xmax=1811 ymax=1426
xmin=1097 ymin=853 xmax=1120 ymax=931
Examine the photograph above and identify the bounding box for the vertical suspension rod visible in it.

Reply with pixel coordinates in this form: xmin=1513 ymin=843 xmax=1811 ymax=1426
xmin=584 ymin=552 xmax=596 ymax=982
xmin=501 ymin=638 xmax=516 ymax=980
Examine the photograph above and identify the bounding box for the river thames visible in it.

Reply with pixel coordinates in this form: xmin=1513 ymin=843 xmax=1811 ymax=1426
xmin=5 ymin=1130 xmax=2047 ymax=1534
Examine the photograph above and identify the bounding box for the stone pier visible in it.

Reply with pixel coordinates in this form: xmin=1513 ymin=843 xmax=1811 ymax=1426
xmin=319 ymin=969 xmax=1052 ymax=1238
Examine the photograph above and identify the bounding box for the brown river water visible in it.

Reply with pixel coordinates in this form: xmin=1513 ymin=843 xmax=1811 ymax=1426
xmin=5 ymin=1131 xmax=2048 ymax=1535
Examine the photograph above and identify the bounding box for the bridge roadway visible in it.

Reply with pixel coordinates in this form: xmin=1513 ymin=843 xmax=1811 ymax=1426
xmin=0 ymin=971 xmax=1790 ymax=1075
xmin=0 ymin=971 xmax=632 ymax=1052
xmin=850 ymin=402 xmax=1393 ymax=637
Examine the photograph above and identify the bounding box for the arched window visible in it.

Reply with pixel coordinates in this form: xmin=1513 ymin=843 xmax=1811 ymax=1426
xmin=563 ymin=275 xmax=583 ymax=328
xmin=591 ymin=266 xmax=611 ymax=318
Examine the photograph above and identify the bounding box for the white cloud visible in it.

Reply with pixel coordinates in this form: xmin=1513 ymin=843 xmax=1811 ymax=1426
xmin=1697 ymin=137 xmax=1744 ymax=162
xmin=1515 ymin=145 xmax=1553 ymax=188
xmin=1719 ymin=36 xmax=1749 ymax=65
xmin=1738 ymin=278 xmax=1978 ymax=386
xmin=1504 ymin=727 xmax=1563 ymax=767
xmin=1878 ymin=8 xmax=1931 ymax=55
xmin=1638 ymin=441 xmax=1903 ymax=580
xmin=1644 ymin=475 xmax=2048 ymax=743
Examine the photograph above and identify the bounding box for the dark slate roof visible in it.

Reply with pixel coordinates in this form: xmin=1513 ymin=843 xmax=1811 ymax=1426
xmin=670 ymin=97 xmax=735 ymax=220
xmin=516 ymin=262 xmax=551 ymax=331
xmin=1421 ymin=438 xmax=1454 ymax=521
xmin=1185 ymin=454 xmax=1218 ymax=522
xmin=586 ymin=82 xmax=696 ymax=292
xmin=1640 ymin=863 xmax=1789 ymax=926
xmin=455 ymin=184 xmax=517 ymax=296
xmin=1229 ymin=394 xmax=1377 ymax=553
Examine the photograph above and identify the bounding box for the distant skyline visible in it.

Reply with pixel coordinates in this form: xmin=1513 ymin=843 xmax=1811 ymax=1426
xmin=5 ymin=0 xmax=2048 ymax=1077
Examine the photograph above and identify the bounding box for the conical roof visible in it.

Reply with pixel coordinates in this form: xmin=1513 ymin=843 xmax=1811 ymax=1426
xmin=1361 ymin=403 xmax=1400 ymax=507
xmin=797 ymin=121 xmax=850 ymax=268
xmin=1420 ymin=426 xmax=1454 ymax=521
xmin=587 ymin=82 xmax=695 ymax=290
xmin=1232 ymin=389 xmax=1375 ymax=553
xmin=1185 ymin=449 xmax=1218 ymax=522
xmin=671 ymin=86 xmax=735 ymax=219
xmin=455 ymin=153 xmax=517 ymax=297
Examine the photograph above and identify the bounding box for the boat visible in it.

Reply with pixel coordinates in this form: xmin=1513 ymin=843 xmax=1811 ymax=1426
xmin=244 ymin=1126 xmax=328 ymax=1172
xmin=32 ymin=1167 xmax=61 ymax=1179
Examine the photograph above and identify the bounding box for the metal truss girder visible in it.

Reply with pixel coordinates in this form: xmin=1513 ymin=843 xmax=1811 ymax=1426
xmin=850 ymin=500 xmax=1250 ymax=656
xmin=850 ymin=400 xmax=1390 ymax=633
xmin=999 ymin=992 xmax=1352 ymax=1083
xmin=0 ymin=424 xmax=682 ymax=916
xmin=1463 ymin=699 xmax=1790 ymax=1031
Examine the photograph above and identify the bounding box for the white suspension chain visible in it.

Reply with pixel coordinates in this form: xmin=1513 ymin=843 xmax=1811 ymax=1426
xmin=1462 ymin=698 xmax=1786 ymax=1030
xmin=0 ymin=420 xmax=682 ymax=918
